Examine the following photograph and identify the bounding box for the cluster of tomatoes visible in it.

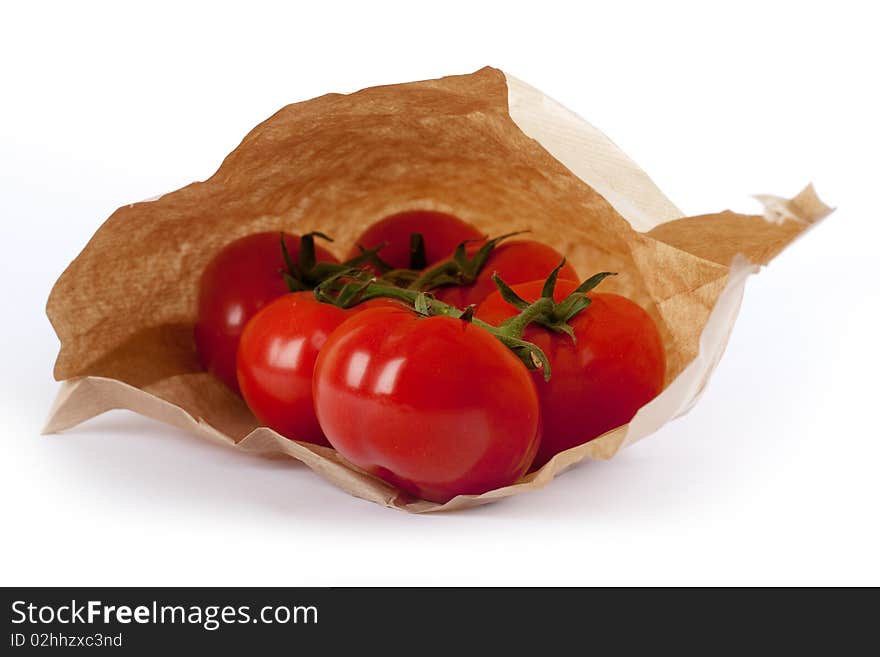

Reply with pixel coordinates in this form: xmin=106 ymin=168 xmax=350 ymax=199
xmin=194 ymin=211 xmax=665 ymax=503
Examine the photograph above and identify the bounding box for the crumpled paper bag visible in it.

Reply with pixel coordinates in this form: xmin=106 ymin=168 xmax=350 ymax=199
xmin=44 ymin=67 xmax=832 ymax=512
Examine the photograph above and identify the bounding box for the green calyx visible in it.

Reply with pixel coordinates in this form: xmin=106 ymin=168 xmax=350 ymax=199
xmin=279 ymin=232 xmax=387 ymax=292
xmin=345 ymin=232 xmax=429 ymax=288
xmin=272 ymin=223 xmax=617 ymax=381
xmin=492 ymin=261 xmax=616 ymax=341
xmin=313 ymin=261 xmax=614 ymax=381
xmin=406 ymin=231 xmax=524 ymax=292
xmin=314 ymin=271 xmax=553 ymax=379
xmin=346 ymin=230 xmax=523 ymax=292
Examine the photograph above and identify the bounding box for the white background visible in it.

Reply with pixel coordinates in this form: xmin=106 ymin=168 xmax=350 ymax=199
xmin=2 ymin=1 xmax=878 ymax=586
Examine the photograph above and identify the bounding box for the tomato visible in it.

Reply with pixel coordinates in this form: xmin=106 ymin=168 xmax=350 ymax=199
xmin=313 ymin=306 xmax=542 ymax=503
xmin=476 ymin=279 xmax=665 ymax=469
xmin=236 ymin=293 xmax=399 ymax=445
xmin=347 ymin=210 xmax=484 ymax=270
xmin=195 ymin=232 xmax=338 ymax=394
xmin=236 ymin=293 xmax=347 ymax=445
xmin=434 ymin=240 xmax=578 ymax=308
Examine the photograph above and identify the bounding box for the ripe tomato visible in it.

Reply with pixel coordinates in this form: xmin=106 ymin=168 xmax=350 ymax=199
xmin=347 ymin=210 xmax=484 ymax=270
xmin=434 ymin=240 xmax=578 ymax=308
xmin=195 ymin=232 xmax=338 ymax=394
xmin=313 ymin=306 xmax=542 ymax=503
xmin=236 ymin=293 xmax=347 ymax=445
xmin=477 ymin=279 xmax=665 ymax=468
xmin=236 ymin=293 xmax=399 ymax=446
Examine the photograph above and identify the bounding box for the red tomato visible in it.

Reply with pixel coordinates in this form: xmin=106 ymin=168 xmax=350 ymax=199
xmin=434 ymin=240 xmax=578 ymax=308
xmin=236 ymin=293 xmax=399 ymax=445
xmin=347 ymin=210 xmax=484 ymax=270
xmin=195 ymin=232 xmax=338 ymax=394
xmin=313 ymin=306 xmax=542 ymax=503
xmin=477 ymin=279 xmax=665 ymax=469
xmin=236 ymin=293 xmax=347 ymax=445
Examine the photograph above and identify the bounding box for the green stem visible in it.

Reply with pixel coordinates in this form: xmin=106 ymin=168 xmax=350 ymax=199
xmin=279 ymin=231 xmax=390 ymax=292
xmin=405 ymin=231 xmax=526 ymax=292
xmin=407 ymin=260 xmax=460 ymax=291
xmin=316 ymin=277 xmax=553 ymax=379
xmin=313 ymin=264 xmax=616 ymax=382
xmin=409 ymin=233 xmax=427 ymax=270
xmin=496 ymin=297 xmax=555 ymax=340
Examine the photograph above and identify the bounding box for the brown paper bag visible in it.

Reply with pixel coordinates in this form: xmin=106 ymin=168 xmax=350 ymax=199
xmin=44 ymin=67 xmax=832 ymax=512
